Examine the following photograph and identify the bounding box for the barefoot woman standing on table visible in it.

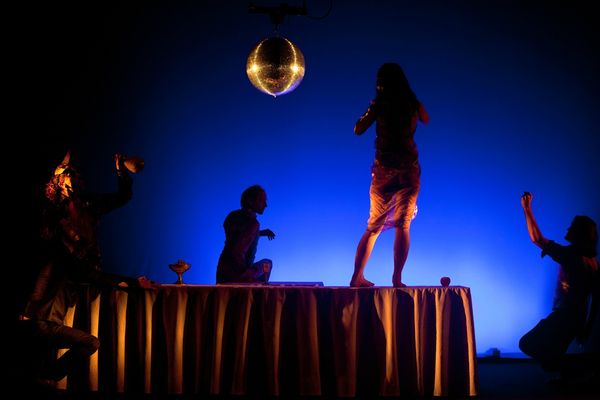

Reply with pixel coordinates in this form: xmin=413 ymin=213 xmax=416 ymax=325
xmin=350 ymin=62 xmax=429 ymax=288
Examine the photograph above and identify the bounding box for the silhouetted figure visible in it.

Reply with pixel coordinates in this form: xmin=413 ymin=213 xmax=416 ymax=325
xmin=216 ymin=185 xmax=275 ymax=284
xmin=519 ymin=191 xmax=599 ymax=380
xmin=350 ymin=62 xmax=429 ymax=288
xmin=19 ymin=151 xmax=155 ymax=392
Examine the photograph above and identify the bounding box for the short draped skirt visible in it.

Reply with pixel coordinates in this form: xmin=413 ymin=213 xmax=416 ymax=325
xmin=367 ymin=159 xmax=420 ymax=232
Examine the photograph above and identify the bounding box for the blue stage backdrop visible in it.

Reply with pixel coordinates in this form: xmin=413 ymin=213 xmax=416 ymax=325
xmin=21 ymin=1 xmax=599 ymax=355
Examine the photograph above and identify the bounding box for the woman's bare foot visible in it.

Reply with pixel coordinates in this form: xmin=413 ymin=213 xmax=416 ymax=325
xmin=350 ymin=277 xmax=375 ymax=287
xmin=392 ymin=274 xmax=406 ymax=287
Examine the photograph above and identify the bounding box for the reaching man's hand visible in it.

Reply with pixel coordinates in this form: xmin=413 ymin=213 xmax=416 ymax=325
xmin=521 ymin=191 xmax=532 ymax=210
xmin=114 ymin=153 xmax=125 ymax=172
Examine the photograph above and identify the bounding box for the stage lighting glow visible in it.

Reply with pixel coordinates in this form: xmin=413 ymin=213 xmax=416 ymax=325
xmin=246 ymin=36 xmax=305 ymax=97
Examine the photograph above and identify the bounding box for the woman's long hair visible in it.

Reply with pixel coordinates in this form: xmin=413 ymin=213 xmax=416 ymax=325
xmin=374 ymin=63 xmax=419 ymax=125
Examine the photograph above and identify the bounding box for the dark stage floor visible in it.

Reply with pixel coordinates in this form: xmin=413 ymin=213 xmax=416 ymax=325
xmin=475 ymin=356 xmax=598 ymax=400
xmin=27 ymin=357 xmax=600 ymax=400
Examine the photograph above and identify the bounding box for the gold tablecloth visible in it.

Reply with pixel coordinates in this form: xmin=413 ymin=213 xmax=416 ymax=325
xmin=59 ymin=285 xmax=478 ymax=397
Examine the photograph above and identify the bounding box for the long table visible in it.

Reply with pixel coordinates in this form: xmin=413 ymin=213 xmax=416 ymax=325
xmin=56 ymin=285 xmax=478 ymax=397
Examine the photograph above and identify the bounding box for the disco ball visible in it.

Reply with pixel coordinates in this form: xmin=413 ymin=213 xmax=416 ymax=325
xmin=246 ymin=36 xmax=305 ymax=97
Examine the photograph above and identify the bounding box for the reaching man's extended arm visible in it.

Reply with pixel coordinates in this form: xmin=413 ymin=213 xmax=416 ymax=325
xmin=521 ymin=192 xmax=549 ymax=249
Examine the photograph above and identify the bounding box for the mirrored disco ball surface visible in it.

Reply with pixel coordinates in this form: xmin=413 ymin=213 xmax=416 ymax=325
xmin=246 ymin=36 xmax=305 ymax=97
